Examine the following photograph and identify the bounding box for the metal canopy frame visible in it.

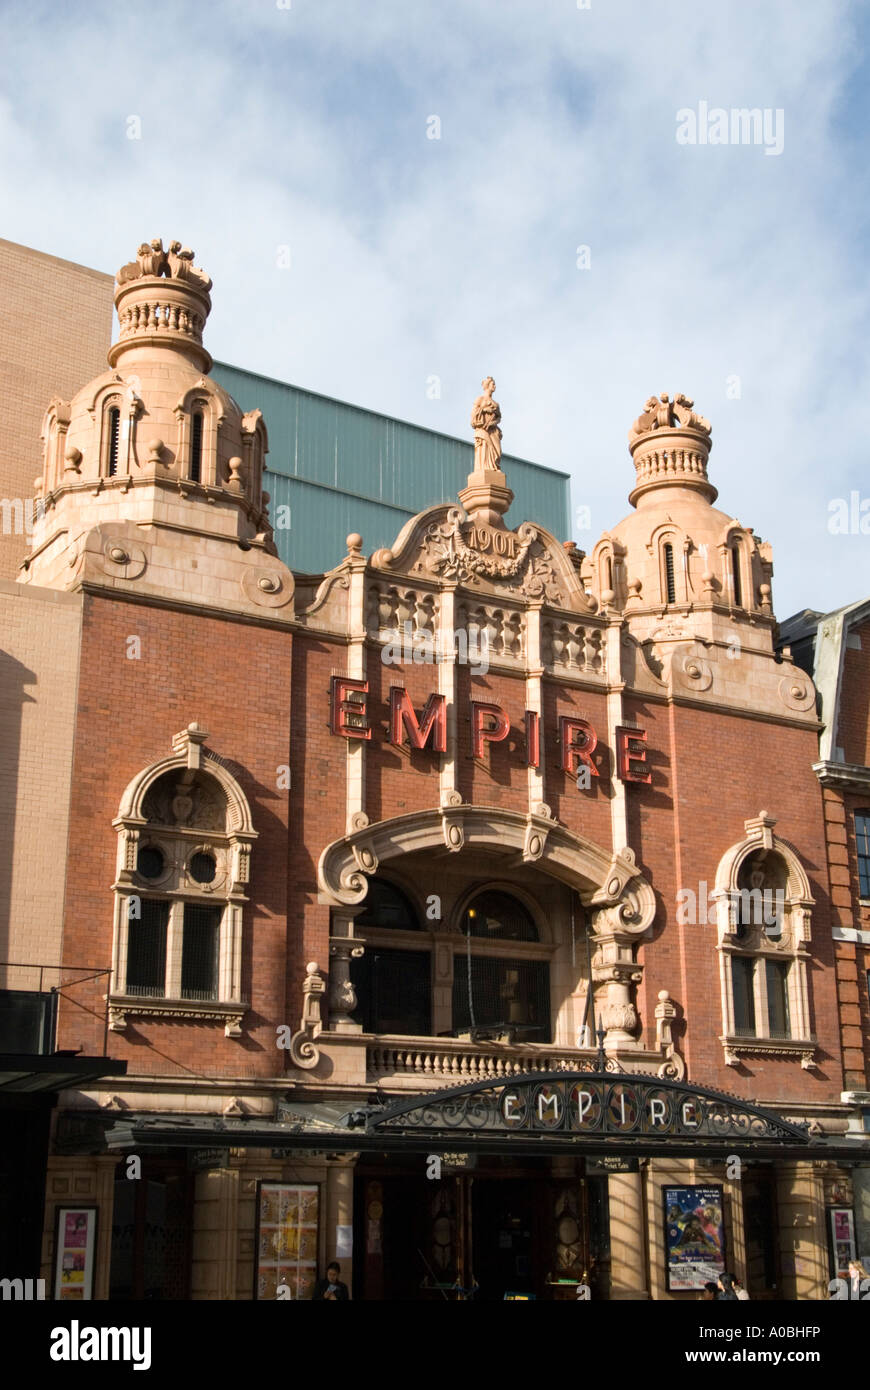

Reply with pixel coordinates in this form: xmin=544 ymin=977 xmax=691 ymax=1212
xmin=364 ymin=1069 xmax=814 ymax=1147
xmin=71 ymin=1068 xmax=870 ymax=1162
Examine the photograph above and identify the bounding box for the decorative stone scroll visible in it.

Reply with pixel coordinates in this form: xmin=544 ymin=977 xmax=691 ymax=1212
xmin=288 ymin=962 xmax=327 ymax=1069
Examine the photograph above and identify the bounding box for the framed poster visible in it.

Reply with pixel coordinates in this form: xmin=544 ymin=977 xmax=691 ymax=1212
xmin=664 ymin=1185 xmax=726 ymax=1291
xmin=827 ymin=1206 xmax=856 ymax=1282
xmin=53 ymin=1206 xmax=98 ymax=1301
xmin=254 ymin=1182 xmax=319 ymax=1300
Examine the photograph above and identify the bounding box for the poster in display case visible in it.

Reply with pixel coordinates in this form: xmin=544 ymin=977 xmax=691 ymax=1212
xmin=254 ymin=1182 xmax=320 ymax=1300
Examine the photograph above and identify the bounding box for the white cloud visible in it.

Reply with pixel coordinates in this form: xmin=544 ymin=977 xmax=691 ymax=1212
xmin=0 ymin=0 xmax=866 ymax=614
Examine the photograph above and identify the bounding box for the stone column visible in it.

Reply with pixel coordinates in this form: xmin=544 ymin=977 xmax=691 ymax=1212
xmin=191 ymin=1163 xmax=240 ymax=1300
xmin=328 ymin=907 xmax=364 ymax=1033
xmin=325 ymin=1156 xmax=357 ymax=1297
xmin=608 ymin=1169 xmax=649 ymax=1299
xmin=775 ymin=1161 xmax=828 ymax=1300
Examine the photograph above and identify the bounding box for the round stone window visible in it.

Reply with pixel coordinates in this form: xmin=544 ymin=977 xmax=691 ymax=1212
xmin=189 ymin=851 xmax=217 ymax=884
xmin=136 ymin=846 xmax=165 ymax=880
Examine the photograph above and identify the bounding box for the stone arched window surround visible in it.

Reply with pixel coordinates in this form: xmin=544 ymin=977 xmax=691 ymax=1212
xmin=241 ymin=407 xmax=269 ymax=514
xmin=109 ymin=723 xmax=257 ymax=1037
xmin=711 ymin=811 xmax=816 ymax=1068
xmin=40 ymin=397 xmax=72 ymax=493
xmin=646 ymin=521 xmax=690 ymax=608
xmin=84 ymin=378 xmax=144 ymax=479
xmin=715 ymin=522 xmax=755 ymax=612
xmin=173 ymin=381 xmax=226 ymax=488
xmin=318 ymin=804 xmax=657 ymax=1052
xmin=589 ymin=535 xmax=626 ymax=607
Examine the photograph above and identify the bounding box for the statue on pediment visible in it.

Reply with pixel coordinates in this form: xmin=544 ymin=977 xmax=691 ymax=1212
xmin=471 ymin=376 xmax=503 ymax=472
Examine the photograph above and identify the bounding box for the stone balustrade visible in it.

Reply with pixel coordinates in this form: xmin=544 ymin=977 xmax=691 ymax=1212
xmin=367 ymin=1036 xmax=595 ymax=1083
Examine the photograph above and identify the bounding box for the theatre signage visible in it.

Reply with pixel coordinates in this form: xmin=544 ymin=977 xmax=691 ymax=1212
xmin=330 ymin=678 xmax=651 ymax=781
xmin=367 ymin=1072 xmax=812 ymax=1146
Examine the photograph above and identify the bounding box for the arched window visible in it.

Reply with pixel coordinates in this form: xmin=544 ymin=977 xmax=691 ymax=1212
xmin=105 ymin=404 xmax=122 ymax=477
xmin=463 ymin=890 xmax=538 ymax=940
xmin=731 ymin=541 xmax=743 ymax=607
xmin=663 ymin=542 xmax=676 ymax=605
xmin=713 ymin=817 xmax=816 ymax=1067
xmin=110 ymin=726 xmax=256 ymax=1036
xmin=350 ymin=878 xmax=430 ymax=1036
xmin=453 ymin=889 xmax=550 ymax=1042
xmin=348 ymin=880 xmax=552 ymax=1042
xmin=189 ymin=409 xmax=204 ymax=483
xmin=357 ymin=878 xmax=421 ymax=931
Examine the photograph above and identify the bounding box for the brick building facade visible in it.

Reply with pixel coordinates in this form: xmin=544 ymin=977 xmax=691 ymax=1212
xmin=3 ymin=239 xmax=869 ymax=1300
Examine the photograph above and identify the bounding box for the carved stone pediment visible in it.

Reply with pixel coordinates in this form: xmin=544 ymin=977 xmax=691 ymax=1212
xmin=370 ymin=504 xmax=594 ymax=610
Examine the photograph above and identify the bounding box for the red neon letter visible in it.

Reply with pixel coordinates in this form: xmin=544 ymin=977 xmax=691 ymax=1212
xmin=525 ymin=710 xmax=540 ymax=768
xmin=616 ymin=726 xmax=651 ymax=783
xmin=330 ymin=676 xmax=370 ymax=739
xmin=471 ymin=701 xmax=510 ymax=759
xmin=559 ymin=717 xmax=599 ymax=776
xmin=389 ymin=688 xmax=447 ymax=752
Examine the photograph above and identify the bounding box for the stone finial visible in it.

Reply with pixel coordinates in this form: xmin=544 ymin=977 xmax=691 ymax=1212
xmin=115 ymin=237 xmax=212 ymax=291
xmin=628 ymin=392 xmax=711 ymax=448
xmin=110 ymin=238 xmax=214 ymax=374
xmin=627 ymin=391 xmax=716 ymax=508
xmin=471 ymin=376 xmax=503 ymax=472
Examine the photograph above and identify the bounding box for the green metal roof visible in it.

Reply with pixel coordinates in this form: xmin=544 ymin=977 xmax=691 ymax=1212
xmin=211 ymin=362 xmax=571 ymax=574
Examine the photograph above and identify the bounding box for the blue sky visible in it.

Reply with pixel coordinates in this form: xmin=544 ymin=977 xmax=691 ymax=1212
xmin=1 ymin=0 xmax=868 ymax=618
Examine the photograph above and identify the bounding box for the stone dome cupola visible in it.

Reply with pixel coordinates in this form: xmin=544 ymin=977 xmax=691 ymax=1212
xmin=21 ymin=239 xmax=293 ymax=621
xmin=584 ymin=392 xmax=774 ymax=640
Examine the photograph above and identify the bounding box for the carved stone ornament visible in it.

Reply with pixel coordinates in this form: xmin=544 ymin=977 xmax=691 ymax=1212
xmin=289 ymin=962 xmax=327 ymax=1069
xmin=422 ymin=509 xmax=562 ymax=600
xmin=628 ymin=391 xmax=711 ymax=448
xmin=116 ymin=237 xmax=212 ymax=292
xmin=241 ymin=565 xmax=294 ymax=609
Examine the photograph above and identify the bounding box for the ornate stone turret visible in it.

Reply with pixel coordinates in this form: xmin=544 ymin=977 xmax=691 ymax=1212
xmin=581 ymin=392 xmax=816 ymax=724
xmin=20 ymin=239 xmax=293 ymax=620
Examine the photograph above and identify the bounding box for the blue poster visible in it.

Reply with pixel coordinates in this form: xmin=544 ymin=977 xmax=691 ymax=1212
xmin=664 ymin=1185 xmax=726 ymax=1290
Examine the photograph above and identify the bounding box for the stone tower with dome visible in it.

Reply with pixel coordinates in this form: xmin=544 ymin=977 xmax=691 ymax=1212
xmin=20 ymin=237 xmax=294 ymax=621
xmin=580 ymin=391 xmax=814 ymax=723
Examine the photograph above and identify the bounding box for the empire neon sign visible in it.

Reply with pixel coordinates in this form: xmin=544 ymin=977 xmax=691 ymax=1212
xmin=330 ymin=677 xmax=651 ymax=782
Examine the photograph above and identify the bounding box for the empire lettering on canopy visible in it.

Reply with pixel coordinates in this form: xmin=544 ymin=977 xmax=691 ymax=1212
xmin=501 ymin=1081 xmax=703 ymax=1134
xmin=330 ymin=677 xmax=651 ymax=781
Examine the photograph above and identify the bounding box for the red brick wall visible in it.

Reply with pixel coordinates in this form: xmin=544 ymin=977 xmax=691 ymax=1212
xmin=58 ymin=595 xmax=293 ymax=1077
xmin=541 ymin=682 xmax=610 ymax=840
xmin=624 ymin=697 xmax=841 ymax=1103
xmin=367 ymin=653 xmax=450 ymax=821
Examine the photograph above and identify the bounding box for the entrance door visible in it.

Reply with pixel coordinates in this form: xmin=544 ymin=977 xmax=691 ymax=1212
xmin=109 ymin=1159 xmax=192 ymax=1300
xmin=472 ymin=1177 xmax=542 ymax=1300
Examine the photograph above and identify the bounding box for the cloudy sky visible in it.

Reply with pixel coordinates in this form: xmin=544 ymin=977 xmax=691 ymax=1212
xmin=2 ymin=0 xmax=868 ymax=617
